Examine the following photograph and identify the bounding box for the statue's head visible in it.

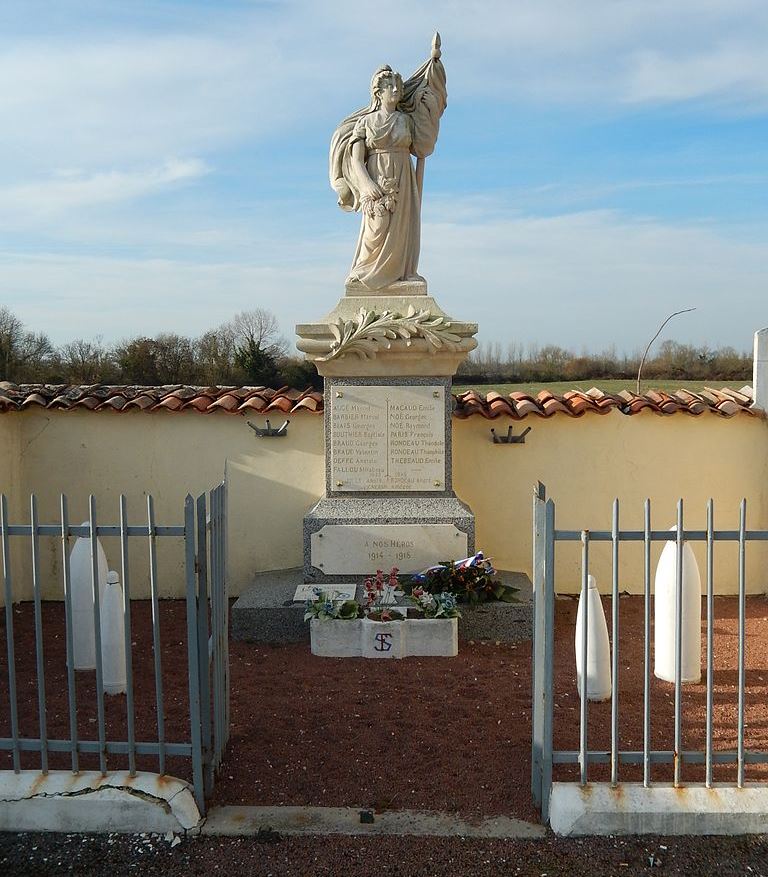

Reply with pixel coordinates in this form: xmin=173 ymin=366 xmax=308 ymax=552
xmin=370 ymin=65 xmax=403 ymax=109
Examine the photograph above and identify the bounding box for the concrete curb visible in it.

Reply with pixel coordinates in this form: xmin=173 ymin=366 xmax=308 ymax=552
xmin=202 ymin=805 xmax=545 ymax=839
xmin=550 ymin=782 xmax=768 ymax=835
xmin=0 ymin=770 xmax=202 ymax=834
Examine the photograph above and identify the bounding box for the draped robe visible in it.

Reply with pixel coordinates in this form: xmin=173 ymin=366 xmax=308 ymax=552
xmin=329 ymin=55 xmax=447 ymax=290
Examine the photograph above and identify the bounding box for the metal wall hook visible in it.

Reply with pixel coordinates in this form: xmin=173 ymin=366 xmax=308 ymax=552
xmin=491 ymin=425 xmax=531 ymax=444
xmin=247 ymin=419 xmax=290 ymax=438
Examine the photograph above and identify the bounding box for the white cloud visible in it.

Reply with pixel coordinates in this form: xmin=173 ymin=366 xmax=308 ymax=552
xmin=2 ymin=204 xmax=766 ymax=353
xmin=1 ymin=0 xmax=767 ymax=184
xmin=0 ymin=159 xmax=208 ymax=219
xmin=625 ymin=43 xmax=768 ymax=106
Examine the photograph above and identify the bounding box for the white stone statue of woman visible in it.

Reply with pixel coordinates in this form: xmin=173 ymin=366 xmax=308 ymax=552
xmin=329 ymin=34 xmax=447 ymax=292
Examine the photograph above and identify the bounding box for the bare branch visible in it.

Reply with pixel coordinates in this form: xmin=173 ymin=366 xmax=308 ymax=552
xmin=636 ymin=308 xmax=696 ymax=394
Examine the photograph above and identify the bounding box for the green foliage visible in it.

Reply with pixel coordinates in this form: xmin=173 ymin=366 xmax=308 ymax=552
xmin=233 ymin=338 xmax=280 ymax=386
xmin=304 ymin=591 xmax=360 ymax=622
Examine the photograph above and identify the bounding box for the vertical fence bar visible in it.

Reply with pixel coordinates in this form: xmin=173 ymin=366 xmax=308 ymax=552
xmin=737 ymin=498 xmax=747 ymax=788
xmin=673 ymin=499 xmax=684 ymax=787
xmin=215 ymin=484 xmax=225 ymax=764
xmin=89 ymin=495 xmax=107 ymax=775
xmin=541 ymin=498 xmax=556 ymax=822
xmin=184 ymin=494 xmax=205 ymax=813
xmin=222 ymin=483 xmax=230 ymax=746
xmin=210 ymin=486 xmax=221 ymax=768
xmin=60 ymin=495 xmax=79 ymax=774
xmin=579 ymin=529 xmax=590 ymax=786
xmin=196 ymin=493 xmax=212 ymax=794
xmin=147 ymin=495 xmax=166 ymax=775
xmin=705 ymin=498 xmax=714 ymax=788
xmin=611 ymin=499 xmax=620 ymax=786
xmin=643 ymin=498 xmax=651 ymax=788
xmin=531 ymin=483 xmax=546 ymax=808
xmin=1 ymin=494 xmax=21 ymax=772
xmin=30 ymin=495 xmax=49 ymax=773
xmin=119 ymin=495 xmax=136 ymax=776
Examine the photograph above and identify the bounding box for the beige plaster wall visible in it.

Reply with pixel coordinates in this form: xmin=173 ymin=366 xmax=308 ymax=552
xmin=453 ymin=411 xmax=768 ymax=594
xmin=1 ymin=407 xmax=766 ymax=599
xmin=0 ymin=416 xmax=22 ymax=606
xmin=2 ymin=410 xmax=324 ymax=601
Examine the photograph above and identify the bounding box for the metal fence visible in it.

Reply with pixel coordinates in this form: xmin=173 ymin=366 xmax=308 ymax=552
xmin=0 ymin=482 xmax=228 ymax=814
xmin=531 ymin=482 xmax=768 ymax=823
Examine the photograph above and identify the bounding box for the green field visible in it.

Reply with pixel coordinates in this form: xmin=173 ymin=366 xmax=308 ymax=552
xmin=452 ymin=379 xmax=750 ymax=396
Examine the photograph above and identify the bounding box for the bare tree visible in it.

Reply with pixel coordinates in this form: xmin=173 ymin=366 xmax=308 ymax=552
xmin=195 ymin=327 xmax=238 ymax=385
xmin=223 ymin=308 xmax=288 ymax=359
xmin=0 ymin=306 xmax=55 ymax=382
xmin=153 ymin=333 xmax=197 ymax=384
xmin=59 ymin=336 xmax=115 ymax=384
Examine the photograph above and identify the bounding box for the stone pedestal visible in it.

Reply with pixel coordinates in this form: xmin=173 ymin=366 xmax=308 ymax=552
xmin=296 ymin=280 xmax=478 ymax=584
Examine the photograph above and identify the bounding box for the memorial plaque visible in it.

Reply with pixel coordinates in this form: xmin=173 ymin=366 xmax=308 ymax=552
xmin=330 ymin=385 xmax=445 ymax=491
xmin=311 ymin=523 xmax=468 ymax=575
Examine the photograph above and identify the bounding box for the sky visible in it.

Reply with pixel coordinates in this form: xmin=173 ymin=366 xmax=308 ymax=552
xmin=1 ymin=0 xmax=767 ymax=355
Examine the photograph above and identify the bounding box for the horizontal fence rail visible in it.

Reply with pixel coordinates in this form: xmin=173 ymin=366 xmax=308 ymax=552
xmin=0 ymin=485 xmax=227 ymax=815
xmin=531 ymin=485 xmax=767 ymax=823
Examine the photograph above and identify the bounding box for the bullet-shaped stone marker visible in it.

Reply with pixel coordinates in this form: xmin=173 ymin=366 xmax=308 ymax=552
xmin=70 ymin=523 xmax=108 ymax=670
xmin=100 ymin=570 xmax=127 ymax=695
xmin=575 ymin=574 xmax=612 ymax=701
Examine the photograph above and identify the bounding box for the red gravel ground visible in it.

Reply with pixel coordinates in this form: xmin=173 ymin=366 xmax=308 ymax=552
xmin=2 ymin=595 xmax=768 ymax=822
xmin=4 ymin=830 xmax=768 ymax=877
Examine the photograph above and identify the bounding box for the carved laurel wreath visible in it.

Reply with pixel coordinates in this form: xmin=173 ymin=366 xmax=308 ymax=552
xmin=317 ymin=306 xmax=462 ymax=361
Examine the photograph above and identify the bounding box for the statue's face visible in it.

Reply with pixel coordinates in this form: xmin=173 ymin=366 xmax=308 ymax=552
xmin=378 ymin=75 xmax=401 ymax=111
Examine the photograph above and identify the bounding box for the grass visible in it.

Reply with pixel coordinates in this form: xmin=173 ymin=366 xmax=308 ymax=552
xmin=452 ymin=379 xmax=750 ymax=396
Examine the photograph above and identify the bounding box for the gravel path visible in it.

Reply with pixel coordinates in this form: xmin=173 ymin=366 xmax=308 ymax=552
xmin=2 ymin=831 xmax=768 ymax=876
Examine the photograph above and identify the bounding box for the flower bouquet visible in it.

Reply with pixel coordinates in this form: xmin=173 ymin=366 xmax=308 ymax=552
xmin=408 ymin=552 xmax=519 ymax=605
xmin=363 ymin=568 xmax=406 ymax=622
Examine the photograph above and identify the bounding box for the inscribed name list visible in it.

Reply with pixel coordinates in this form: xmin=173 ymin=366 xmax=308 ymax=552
xmin=330 ymin=385 xmax=445 ymax=491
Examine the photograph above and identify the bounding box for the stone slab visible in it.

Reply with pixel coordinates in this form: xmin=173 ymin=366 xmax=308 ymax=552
xmin=311 ymin=523 xmax=467 ymax=576
xmin=231 ymin=568 xmax=310 ymax=643
xmin=0 ymin=770 xmax=201 ymax=834
xmin=203 ymin=805 xmax=545 ymax=838
xmin=549 ymin=782 xmax=768 ymax=836
xmin=329 ymin=383 xmax=445 ymax=492
xmin=231 ymin=568 xmax=532 ymax=644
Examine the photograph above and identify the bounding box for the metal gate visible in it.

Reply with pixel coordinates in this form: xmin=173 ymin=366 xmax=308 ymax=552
xmin=1 ymin=482 xmax=229 ymax=814
xmin=531 ymin=482 xmax=768 ymax=824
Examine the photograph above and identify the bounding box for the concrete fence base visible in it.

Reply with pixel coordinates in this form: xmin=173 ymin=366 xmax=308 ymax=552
xmin=0 ymin=770 xmax=202 ymax=834
xmin=550 ymin=782 xmax=768 ymax=836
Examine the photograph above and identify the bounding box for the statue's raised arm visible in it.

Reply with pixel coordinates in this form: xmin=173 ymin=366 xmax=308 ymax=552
xmin=329 ymin=34 xmax=447 ymax=292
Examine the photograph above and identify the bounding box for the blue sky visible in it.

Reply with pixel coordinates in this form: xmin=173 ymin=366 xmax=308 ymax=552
xmin=1 ymin=0 xmax=767 ymax=355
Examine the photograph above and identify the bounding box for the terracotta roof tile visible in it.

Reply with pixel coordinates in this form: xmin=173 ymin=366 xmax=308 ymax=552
xmin=236 ymin=395 xmax=269 ymax=413
xmin=452 ymin=386 xmax=755 ymax=419
xmin=0 ymin=383 xmax=756 ymax=420
xmin=180 ymin=395 xmax=215 ymax=412
xmin=208 ymin=394 xmax=243 ymax=413
xmin=123 ymin=394 xmax=157 ymax=411
xmin=155 ymin=395 xmax=185 ymax=411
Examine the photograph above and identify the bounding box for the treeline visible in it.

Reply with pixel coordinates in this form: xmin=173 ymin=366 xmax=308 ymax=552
xmin=0 ymin=306 xmax=752 ymax=387
xmin=0 ymin=306 xmax=321 ymax=388
xmin=457 ymin=341 xmax=752 ymax=384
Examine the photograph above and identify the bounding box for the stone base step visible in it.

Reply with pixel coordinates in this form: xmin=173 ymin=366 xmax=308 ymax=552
xmin=231 ymin=568 xmax=532 ymax=644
